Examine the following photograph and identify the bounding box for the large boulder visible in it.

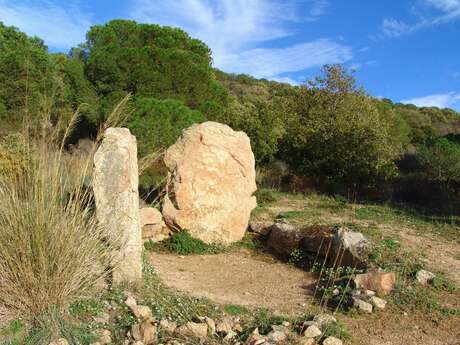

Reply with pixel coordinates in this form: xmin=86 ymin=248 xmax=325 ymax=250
xmin=162 ymin=122 xmax=257 ymax=245
xmin=93 ymin=128 xmax=142 ymax=283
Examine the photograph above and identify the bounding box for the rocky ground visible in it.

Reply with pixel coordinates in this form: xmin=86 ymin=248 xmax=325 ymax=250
xmin=143 ymin=191 xmax=460 ymax=345
xmin=8 ymin=191 xmax=459 ymax=345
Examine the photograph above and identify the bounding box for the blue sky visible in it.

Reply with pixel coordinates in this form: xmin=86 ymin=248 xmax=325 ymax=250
xmin=0 ymin=0 xmax=459 ymax=110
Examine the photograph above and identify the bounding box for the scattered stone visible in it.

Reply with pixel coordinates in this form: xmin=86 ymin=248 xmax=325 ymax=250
xmin=224 ymin=330 xmax=238 ymax=340
xmin=162 ymin=122 xmax=257 ymax=245
xmin=93 ymin=312 xmax=110 ymax=324
xmin=323 ymin=336 xmax=343 ymax=345
xmin=354 ymin=271 xmax=396 ymax=295
xmin=160 ymin=319 xmax=177 ymax=333
xmin=266 ymin=221 xmax=309 ymax=259
xmin=98 ymin=329 xmax=112 ymax=345
xmin=216 ymin=319 xmax=233 ymax=334
xmin=416 ymin=269 xmax=436 ymax=286
xmin=267 ymin=329 xmax=287 ymax=342
xmin=131 ymin=324 xmax=142 ymax=341
xmin=93 ymin=128 xmax=142 ymax=283
xmin=175 ymin=322 xmax=208 ymax=340
xmin=140 ymin=207 xmax=170 ymax=242
xmin=125 ymin=296 xmax=152 ymax=321
xmin=233 ymin=323 xmax=243 ymax=333
xmin=303 ymin=325 xmax=322 ymax=338
xmin=312 ymin=314 xmax=336 ymax=327
xmin=204 ymin=317 xmax=216 ymax=334
xmin=364 ymin=289 xmax=376 ymax=297
xmin=140 ymin=322 xmax=157 ymax=344
xmin=332 ymin=227 xmax=370 ymax=268
xmin=249 ymin=220 xmax=274 ymax=236
xmin=353 ymin=297 xmax=373 ymax=313
xmin=298 ymin=338 xmax=315 ymax=345
xmin=246 ymin=328 xmax=265 ymax=345
xmin=48 ymin=339 xmax=69 ymax=345
xmin=370 ymin=296 xmax=387 ymax=310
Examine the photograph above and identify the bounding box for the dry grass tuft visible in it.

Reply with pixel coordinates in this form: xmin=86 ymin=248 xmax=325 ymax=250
xmin=0 ymin=95 xmax=133 ymax=330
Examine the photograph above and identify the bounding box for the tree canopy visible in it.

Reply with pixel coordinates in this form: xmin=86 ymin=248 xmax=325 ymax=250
xmin=84 ymin=20 xmax=228 ymax=121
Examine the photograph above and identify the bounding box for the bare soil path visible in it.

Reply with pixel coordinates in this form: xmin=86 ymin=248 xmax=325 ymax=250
xmin=149 ymin=248 xmax=316 ymax=314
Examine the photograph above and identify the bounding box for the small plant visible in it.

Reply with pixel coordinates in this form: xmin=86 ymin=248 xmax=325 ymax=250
xmin=276 ymin=210 xmax=305 ymax=220
xmin=254 ymin=188 xmax=278 ymax=206
xmin=224 ymin=304 xmax=248 ymax=316
xmin=145 ymin=231 xmax=225 ymax=255
xmin=69 ymin=299 xmax=105 ymax=319
xmin=288 ymin=248 xmax=308 ymax=266
xmin=321 ymin=321 xmax=351 ymax=341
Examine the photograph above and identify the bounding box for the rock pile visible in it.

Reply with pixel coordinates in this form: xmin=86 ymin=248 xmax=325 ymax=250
xmin=263 ymin=220 xmax=370 ymax=269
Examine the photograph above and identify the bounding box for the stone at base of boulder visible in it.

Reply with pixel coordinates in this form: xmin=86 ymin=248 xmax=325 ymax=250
xmin=248 ymin=219 xmax=274 ymax=236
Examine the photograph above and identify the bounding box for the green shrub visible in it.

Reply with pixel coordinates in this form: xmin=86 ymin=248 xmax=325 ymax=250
xmin=145 ymin=231 xmax=225 ymax=255
xmin=254 ymin=188 xmax=278 ymax=206
xmin=128 ymin=97 xmax=205 ymax=157
xmin=224 ymin=304 xmax=248 ymax=315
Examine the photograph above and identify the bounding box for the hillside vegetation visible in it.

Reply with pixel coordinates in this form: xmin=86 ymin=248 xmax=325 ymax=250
xmin=2 ymin=19 xmax=460 ymax=211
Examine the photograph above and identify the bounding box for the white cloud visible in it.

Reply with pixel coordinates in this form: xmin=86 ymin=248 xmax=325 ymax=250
xmin=0 ymin=0 xmax=91 ymax=50
xmin=131 ymin=0 xmax=352 ymax=79
xmin=271 ymin=76 xmax=301 ymax=85
xmin=218 ymin=39 xmax=352 ymax=78
xmin=401 ymin=92 xmax=460 ymax=108
xmin=381 ymin=0 xmax=460 ymax=38
xmin=382 ymin=18 xmax=413 ymax=37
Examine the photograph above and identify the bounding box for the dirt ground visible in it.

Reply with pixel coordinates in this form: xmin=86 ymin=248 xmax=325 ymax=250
xmin=149 ymin=248 xmax=317 ymax=314
xmin=148 ymin=195 xmax=460 ymax=345
xmin=149 ymin=248 xmax=460 ymax=345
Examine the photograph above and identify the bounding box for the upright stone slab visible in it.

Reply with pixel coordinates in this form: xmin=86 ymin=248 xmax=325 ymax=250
xmin=93 ymin=128 xmax=142 ymax=283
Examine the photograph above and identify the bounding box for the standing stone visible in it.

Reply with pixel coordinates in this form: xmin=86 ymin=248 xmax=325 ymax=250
xmin=93 ymin=128 xmax=142 ymax=283
xmin=162 ymin=122 xmax=257 ymax=245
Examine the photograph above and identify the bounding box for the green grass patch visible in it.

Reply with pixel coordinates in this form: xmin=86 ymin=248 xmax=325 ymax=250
xmin=144 ymin=230 xmax=226 ymax=255
xmin=276 ymin=210 xmax=306 ymax=220
xmin=69 ymin=299 xmax=104 ymax=319
xmin=224 ymin=304 xmax=248 ymax=315
xmin=321 ymin=321 xmax=351 ymax=341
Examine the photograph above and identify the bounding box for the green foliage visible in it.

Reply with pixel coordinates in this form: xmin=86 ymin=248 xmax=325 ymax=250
xmin=51 ymin=54 xmax=99 ymax=125
xmin=282 ymin=65 xmax=405 ymax=188
xmin=0 ymin=133 xmax=28 ymax=177
xmin=417 ymin=137 xmax=460 ymax=185
xmin=321 ymin=321 xmax=351 ymax=341
xmin=145 ymin=231 xmax=225 ymax=255
xmin=0 ymin=22 xmax=53 ymax=120
xmin=69 ymin=299 xmax=104 ymax=319
xmin=216 ymin=73 xmax=290 ymax=164
xmin=84 ymin=19 xmax=228 ymax=121
xmin=128 ymin=97 xmax=205 ymax=156
xmin=224 ymin=304 xmax=248 ymax=315
xmin=254 ymin=188 xmax=278 ymax=206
